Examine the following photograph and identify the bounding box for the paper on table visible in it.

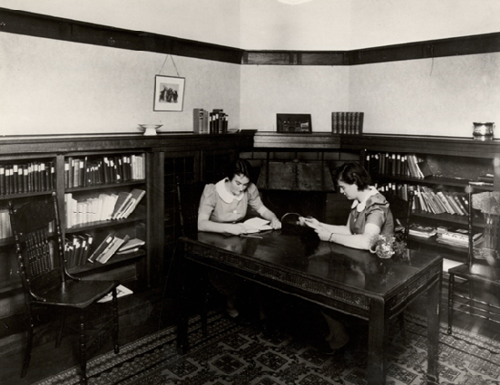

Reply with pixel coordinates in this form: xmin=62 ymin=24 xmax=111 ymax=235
xmin=242 ymin=217 xmax=272 ymax=233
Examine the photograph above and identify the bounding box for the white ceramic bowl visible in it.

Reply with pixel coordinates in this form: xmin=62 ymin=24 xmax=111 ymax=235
xmin=138 ymin=124 xmax=163 ymax=136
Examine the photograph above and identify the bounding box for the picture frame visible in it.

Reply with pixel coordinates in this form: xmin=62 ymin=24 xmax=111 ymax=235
xmin=276 ymin=113 xmax=312 ymax=133
xmin=154 ymin=75 xmax=185 ymax=112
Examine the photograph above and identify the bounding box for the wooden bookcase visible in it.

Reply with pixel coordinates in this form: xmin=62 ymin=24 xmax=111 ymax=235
xmin=341 ymin=134 xmax=500 ymax=262
xmin=0 ymin=132 xmax=254 ymax=319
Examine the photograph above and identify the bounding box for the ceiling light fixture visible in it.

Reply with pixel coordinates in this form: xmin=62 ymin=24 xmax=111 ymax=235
xmin=277 ymin=0 xmax=314 ymax=5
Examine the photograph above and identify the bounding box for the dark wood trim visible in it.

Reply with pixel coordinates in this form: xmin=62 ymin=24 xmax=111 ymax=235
xmin=0 ymin=8 xmax=499 ymax=66
xmin=0 ymin=8 xmax=244 ymax=64
xmin=340 ymin=134 xmax=500 ymax=159
xmin=0 ymin=132 xmax=255 ymax=155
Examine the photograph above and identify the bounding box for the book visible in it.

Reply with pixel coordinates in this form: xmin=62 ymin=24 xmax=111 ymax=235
xmin=241 ymin=217 xmax=273 ymax=234
xmin=118 ymin=237 xmax=145 ymax=252
xmin=96 ymin=234 xmax=130 ymax=264
xmin=88 ymin=232 xmax=116 ymax=263
xmin=111 ymin=191 xmax=133 ymax=220
xmin=97 ymin=284 xmax=133 ymax=303
xmin=118 ymin=188 xmax=146 ymax=219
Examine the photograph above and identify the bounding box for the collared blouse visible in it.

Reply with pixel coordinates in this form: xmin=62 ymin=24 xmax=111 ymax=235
xmin=348 ymin=189 xmax=394 ymax=237
xmin=198 ymin=178 xmax=265 ymax=223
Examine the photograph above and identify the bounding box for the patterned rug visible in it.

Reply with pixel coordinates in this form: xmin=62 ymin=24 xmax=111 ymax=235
xmin=34 ymin=311 xmax=500 ymax=385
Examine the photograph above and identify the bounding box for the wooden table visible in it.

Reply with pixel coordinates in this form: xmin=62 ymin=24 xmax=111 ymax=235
xmin=176 ymin=231 xmax=442 ymax=385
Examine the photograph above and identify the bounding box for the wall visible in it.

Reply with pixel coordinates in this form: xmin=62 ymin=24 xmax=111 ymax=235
xmin=349 ymin=53 xmax=500 ymax=137
xmin=239 ymin=65 xmax=349 ymax=132
xmin=0 ymin=1 xmax=499 ymax=137
xmin=0 ymin=33 xmax=240 ymax=135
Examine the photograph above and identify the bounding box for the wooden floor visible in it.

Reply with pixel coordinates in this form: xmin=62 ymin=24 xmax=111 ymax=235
xmin=0 ymin=276 xmax=499 ymax=385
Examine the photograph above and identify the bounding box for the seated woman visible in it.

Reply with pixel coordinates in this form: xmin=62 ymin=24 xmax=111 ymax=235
xmin=198 ymin=159 xmax=281 ymax=322
xmin=300 ymin=162 xmax=394 ymax=351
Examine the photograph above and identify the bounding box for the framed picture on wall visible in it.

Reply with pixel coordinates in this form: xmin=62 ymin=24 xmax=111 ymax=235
xmin=276 ymin=113 xmax=312 ymax=133
xmin=154 ymin=75 xmax=185 ymax=112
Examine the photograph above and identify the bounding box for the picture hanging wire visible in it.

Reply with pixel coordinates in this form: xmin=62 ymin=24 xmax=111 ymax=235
xmin=158 ymin=54 xmax=180 ymax=77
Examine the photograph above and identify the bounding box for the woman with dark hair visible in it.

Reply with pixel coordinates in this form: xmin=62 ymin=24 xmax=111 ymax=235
xmin=198 ymin=159 xmax=281 ymax=322
xmin=300 ymin=162 xmax=394 ymax=351
xmin=301 ymin=162 xmax=394 ymax=250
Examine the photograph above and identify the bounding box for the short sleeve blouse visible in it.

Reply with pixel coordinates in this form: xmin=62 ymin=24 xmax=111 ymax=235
xmin=198 ymin=179 xmax=265 ymax=223
xmin=348 ymin=192 xmax=394 ymax=237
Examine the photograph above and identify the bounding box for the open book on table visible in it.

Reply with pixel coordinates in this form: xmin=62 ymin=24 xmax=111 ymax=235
xmin=241 ymin=217 xmax=273 ymax=234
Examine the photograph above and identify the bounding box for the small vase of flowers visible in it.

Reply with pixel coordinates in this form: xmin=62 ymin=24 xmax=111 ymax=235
xmin=370 ymin=234 xmax=407 ymax=259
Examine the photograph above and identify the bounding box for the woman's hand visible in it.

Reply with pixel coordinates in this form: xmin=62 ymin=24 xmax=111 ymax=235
xmin=270 ymin=218 xmax=282 ymax=229
xmin=299 ymin=216 xmax=320 ymax=229
xmin=315 ymin=227 xmax=333 ymax=242
xmin=225 ymin=223 xmax=249 ymax=236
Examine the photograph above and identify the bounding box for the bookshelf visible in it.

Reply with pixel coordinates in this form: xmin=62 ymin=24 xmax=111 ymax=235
xmin=62 ymin=151 xmax=148 ymax=285
xmin=0 ymin=132 xmax=254 ymax=320
xmin=341 ymin=134 xmax=499 ymax=262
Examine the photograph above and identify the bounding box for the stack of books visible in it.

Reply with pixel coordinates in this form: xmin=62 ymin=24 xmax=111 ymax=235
xmin=409 ymin=224 xmax=437 ymax=238
xmin=436 ymin=227 xmax=483 ymax=248
xmin=88 ymin=233 xmax=132 ymax=264
xmin=331 ymin=112 xmax=364 ymax=135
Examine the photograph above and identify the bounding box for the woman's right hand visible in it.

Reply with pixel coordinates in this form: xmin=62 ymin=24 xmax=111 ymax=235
xmin=299 ymin=216 xmax=320 ymax=229
xmin=226 ymin=223 xmax=248 ymax=235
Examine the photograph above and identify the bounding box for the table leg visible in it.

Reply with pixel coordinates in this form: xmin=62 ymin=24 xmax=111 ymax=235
xmin=367 ymin=299 xmax=388 ymax=385
xmin=175 ymin=242 xmax=189 ymax=354
xmin=426 ymin=274 xmax=441 ymax=385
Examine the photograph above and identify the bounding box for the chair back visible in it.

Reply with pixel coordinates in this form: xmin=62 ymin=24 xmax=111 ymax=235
xmin=467 ymin=184 xmax=500 ymax=269
xmin=9 ymin=192 xmax=66 ymax=302
xmin=384 ymin=190 xmax=414 ymax=242
xmin=176 ymin=178 xmax=206 ymax=238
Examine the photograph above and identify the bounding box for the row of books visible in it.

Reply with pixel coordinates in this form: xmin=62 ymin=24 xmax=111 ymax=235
xmin=365 ymin=152 xmax=432 ymax=179
xmin=209 ymin=109 xmax=228 ymax=134
xmin=88 ymin=233 xmax=145 ymax=264
xmin=414 ymin=186 xmax=468 ymax=216
xmin=64 ymin=188 xmax=145 ymax=228
xmin=64 ymin=154 xmax=145 ymax=189
xmin=331 ymin=112 xmax=364 ymax=135
xmin=0 ymin=210 xmax=13 ymax=240
xmin=0 ymin=161 xmax=55 ymax=195
xmin=378 ymin=182 xmax=469 ymax=216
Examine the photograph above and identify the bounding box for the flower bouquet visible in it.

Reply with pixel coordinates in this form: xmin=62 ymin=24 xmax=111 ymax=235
xmin=370 ymin=234 xmax=407 ymax=259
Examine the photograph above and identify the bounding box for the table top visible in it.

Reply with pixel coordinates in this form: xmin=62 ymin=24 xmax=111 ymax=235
xmin=181 ymin=230 xmax=442 ymax=304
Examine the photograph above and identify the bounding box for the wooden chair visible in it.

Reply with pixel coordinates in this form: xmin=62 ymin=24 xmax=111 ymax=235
xmin=447 ymin=184 xmax=500 ymax=334
xmin=9 ymin=192 xmax=119 ymax=384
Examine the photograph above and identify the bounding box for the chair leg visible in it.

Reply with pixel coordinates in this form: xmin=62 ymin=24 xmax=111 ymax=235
xmin=447 ymin=273 xmax=455 ymax=335
xmin=201 ymin=291 xmax=209 ymax=337
xmin=56 ymin=308 xmax=66 ymax=348
xmin=398 ymin=312 xmax=406 ymax=343
xmin=21 ymin=315 xmax=34 ymax=378
xmin=112 ymin=288 xmax=120 ymax=354
xmin=79 ymin=311 xmax=87 ymax=385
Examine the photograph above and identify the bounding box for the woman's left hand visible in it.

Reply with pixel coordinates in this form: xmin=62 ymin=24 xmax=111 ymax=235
xmin=270 ymin=218 xmax=282 ymax=229
xmin=315 ymin=227 xmax=333 ymax=242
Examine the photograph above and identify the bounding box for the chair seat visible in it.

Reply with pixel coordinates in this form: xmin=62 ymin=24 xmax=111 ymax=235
xmin=449 ymin=263 xmax=500 ymax=283
xmin=32 ymin=280 xmax=119 ymax=308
